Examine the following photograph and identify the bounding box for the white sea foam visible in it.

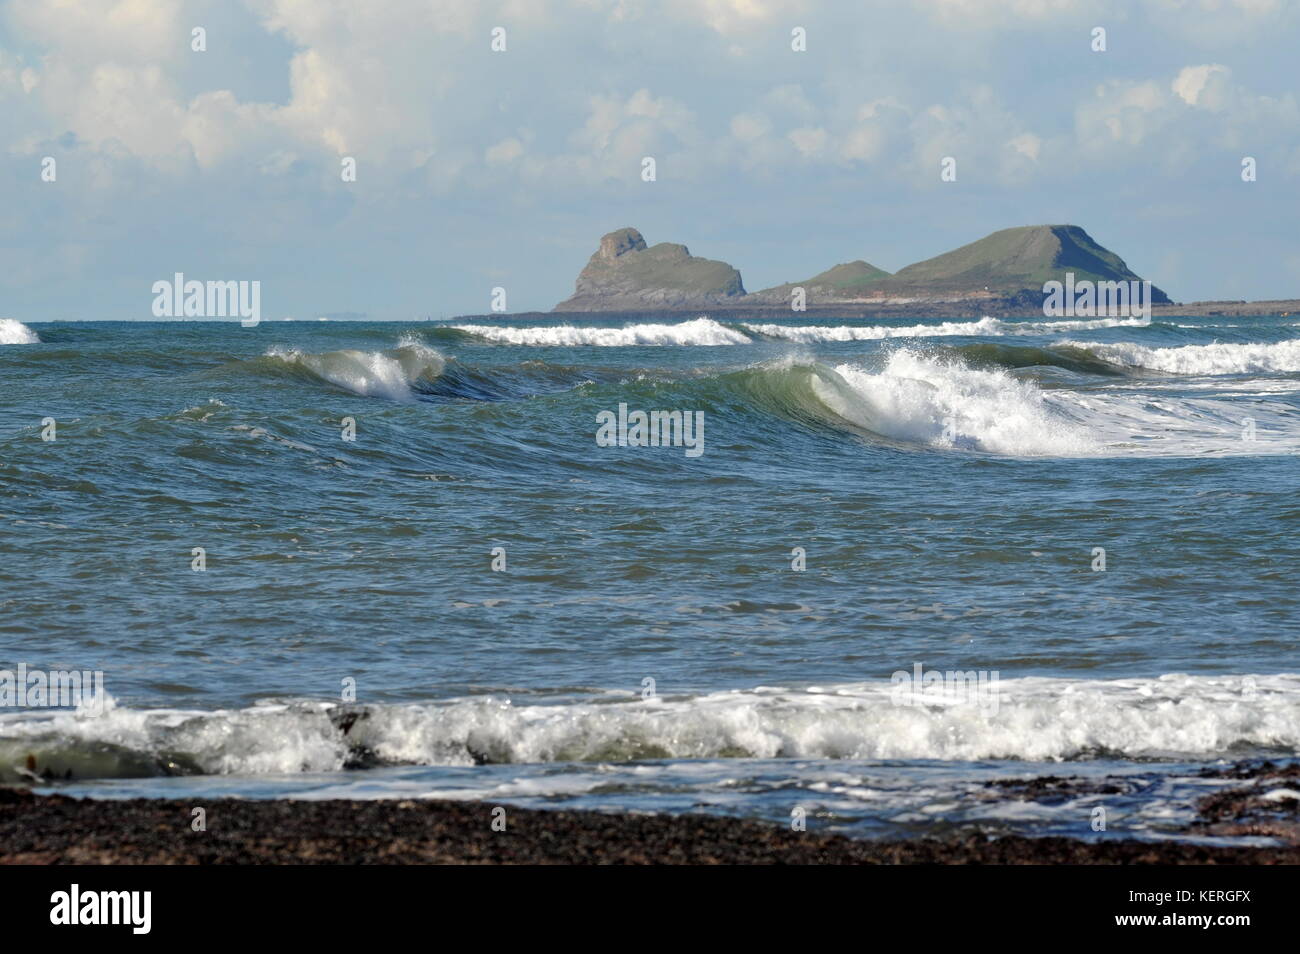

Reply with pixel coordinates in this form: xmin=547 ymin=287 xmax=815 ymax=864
xmin=0 ymin=318 xmax=40 ymax=344
xmin=454 ymin=315 xmax=1151 ymax=347
xmin=1056 ymin=386 xmax=1300 ymax=456
xmin=264 ymin=343 xmax=444 ymax=401
xmin=744 ymin=315 xmax=1149 ymax=343
xmin=452 ymin=317 xmax=750 ymax=346
xmin=802 ymin=350 xmax=1300 ymax=457
xmin=0 ymin=674 xmax=1294 ymax=781
xmin=811 ymin=350 xmax=1098 ymax=456
xmin=1064 ymin=339 xmax=1300 ymax=375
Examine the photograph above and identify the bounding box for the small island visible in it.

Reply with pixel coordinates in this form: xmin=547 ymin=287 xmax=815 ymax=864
xmin=553 ymin=225 xmax=1295 ymax=318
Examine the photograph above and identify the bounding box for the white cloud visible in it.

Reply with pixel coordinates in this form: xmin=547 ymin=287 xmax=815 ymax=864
xmin=839 ymin=98 xmax=911 ymax=162
xmin=762 ymin=84 xmax=817 ymax=118
xmin=787 ymin=126 xmax=827 ymax=157
xmin=10 ymin=0 xmax=186 ymax=63
xmin=1075 ymin=65 xmax=1297 ymax=165
xmin=1008 ymin=132 xmax=1041 ymax=161
xmin=663 ymin=0 xmax=808 ymax=32
xmin=1171 ymin=64 xmax=1231 ymax=110
xmin=486 ymin=137 xmax=524 ymax=163
xmin=730 ymin=112 xmax=771 ymax=141
xmin=919 ymin=0 xmax=1095 ymax=23
xmin=1075 ymin=79 xmax=1170 ymax=152
xmin=568 ymin=88 xmax=700 ymax=179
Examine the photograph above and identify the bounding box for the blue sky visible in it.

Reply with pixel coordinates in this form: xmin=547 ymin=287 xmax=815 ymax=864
xmin=2 ymin=0 xmax=1298 ymax=320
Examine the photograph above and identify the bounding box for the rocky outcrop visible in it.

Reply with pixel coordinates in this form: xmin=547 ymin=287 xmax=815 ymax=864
xmin=554 ymin=228 xmax=746 ymax=311
xmin=552 ymin=224 xmax=1170 ymax=312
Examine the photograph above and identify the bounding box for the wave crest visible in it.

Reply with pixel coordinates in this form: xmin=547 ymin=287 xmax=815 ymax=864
xmin=263 ymin=343 xmax=445 ymax=400
xmin=0 ymin=318 xmax=40 ymax=345
xmin=809 ymin=350 xmax=1097 ymax=456
xmin=2 ymin=674 xmax=1295 ymax=782
xmin=743 ymin=315 xmax=1150 ymax=343
xmin=451 ymin=317 xmax=750 ymax=346
xmin=1063 ymin=339 xmax=1300 ymax=375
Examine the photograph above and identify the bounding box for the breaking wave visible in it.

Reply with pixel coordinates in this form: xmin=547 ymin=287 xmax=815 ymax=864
xmin=2 ymin=674 xmax=1295 ymax=782
xmin=743 ymin=315 xmax=1150 ymax=343
xmin=1061 ymin=339 xmax=1300 ymax=375
xmin=261 ymin=342 xmax=446 ymax=401
xmin=451 ymin=316 xmax=749 ymax=346
xmin=805 ymin=351 xmax=1098 ymax=456
xmin=449 ymin=315 xmax=1152 ymax=347
xmin=706 ymin=350 xmax=1298 ymax=457
xmin=224 ymin=335 xmax=1295 ymax=456
xmin=0 ymin=318 xmax=40 ymax=345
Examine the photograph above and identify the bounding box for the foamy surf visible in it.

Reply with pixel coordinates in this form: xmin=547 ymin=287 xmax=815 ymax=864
xmin=809 ymin=350 xmax=1098 ymax=456
xmin=451 ymin=317 xmax=750 ymax=346
xmin=743 ymin=315 xmax=1150 ymax=343
xmin=0 ymin=318 xmax=40 ymax=345
xmin=1 ymin=674 xmax=1295 ymax=783
xmin=451 ymin=315 xmax=1151 ymax=347
xmin=263 ymin=342 xmax=445 ymax=401
xmin=1063 ymin=339 xmax=1300 ymax=375
xmin=781 ymin=349 xmax=1299 ymax=457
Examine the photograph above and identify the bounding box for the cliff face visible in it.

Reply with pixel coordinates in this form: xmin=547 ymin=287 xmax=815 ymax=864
xmin=554 ymin=228 xmax=746 ymax=311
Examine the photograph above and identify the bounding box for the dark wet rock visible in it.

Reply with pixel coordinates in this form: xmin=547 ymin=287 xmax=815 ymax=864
xmin=1196 ymin=760 xmax=1300 ymax=781
xmin=1193 ymin=762 xmax=1300 ymax=845
xmin=1 ymin=789 xmax=1297 ymax=865
xmin=983 ymin=775 xmax=1137 ymax=801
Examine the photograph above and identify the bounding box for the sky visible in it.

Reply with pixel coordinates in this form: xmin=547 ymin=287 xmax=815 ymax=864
xmin=1 ymin=0 xmax=1298 ymax=320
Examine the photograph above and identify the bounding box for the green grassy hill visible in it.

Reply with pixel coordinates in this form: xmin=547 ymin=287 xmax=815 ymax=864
xmin=876 ymin=225 xmax=1169 ymax=301
xmin=750 ymin=260 xmax=891 ymax=302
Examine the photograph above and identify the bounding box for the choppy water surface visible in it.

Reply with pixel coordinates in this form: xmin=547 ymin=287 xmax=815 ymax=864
xmin=2 ymin=313 xmax=1297 ymax=841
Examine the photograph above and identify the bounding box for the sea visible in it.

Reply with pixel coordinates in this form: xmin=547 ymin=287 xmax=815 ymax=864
xmin=1 ymin=311 xmax=1297 ymax=844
